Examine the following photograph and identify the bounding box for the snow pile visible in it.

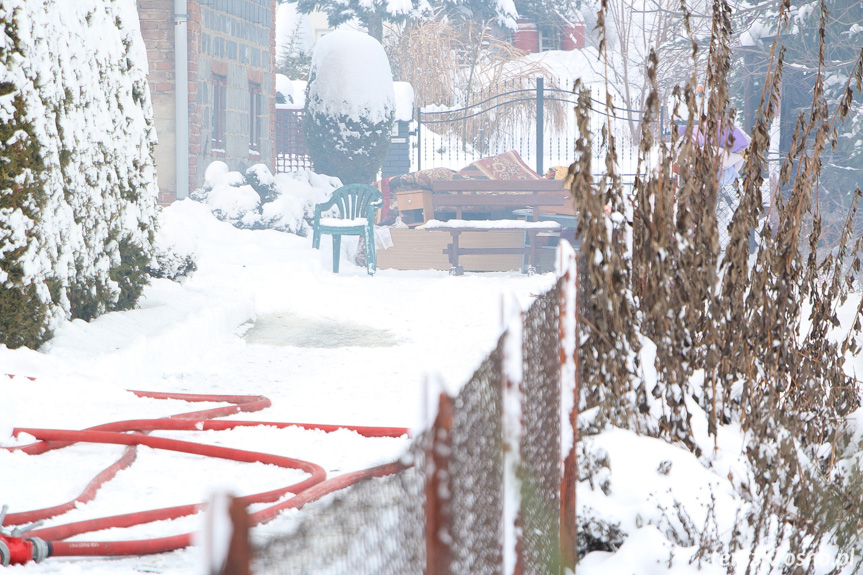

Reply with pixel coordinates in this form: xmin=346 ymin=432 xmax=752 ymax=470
xmin=0 ymin=379 xmax=14 ymax=440
xmin=148 ymin=202 xmax=199 ymax=281
xmin=0 ymin=0 xmax=158 ymax=346
xmin=276 ymin=77 xmax=307 ymax=109
xmin=306 ymin=30 xmax=395 ymax=124
xmin=393 ymin=81 xmax=415 ymax=122
xmin=191 ymin=161 xmax=341 ymax=236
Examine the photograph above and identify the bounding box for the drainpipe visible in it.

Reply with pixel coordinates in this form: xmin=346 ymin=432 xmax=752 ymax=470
xmin=174 ymin=0 xmax=189 ymax=199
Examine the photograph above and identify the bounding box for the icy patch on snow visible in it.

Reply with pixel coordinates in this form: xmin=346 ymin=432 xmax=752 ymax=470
xmin=243 ymin=313 xmax=399 ymax=348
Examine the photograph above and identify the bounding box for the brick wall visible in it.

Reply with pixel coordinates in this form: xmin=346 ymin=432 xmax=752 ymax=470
xmin=188 ymin=2 xmax=203 ymax=193
xmin=267 ymin=0 xmax=276 ymax=172
xmin=191 ymin=0 xmax=276 ymax=190
xmin=137 ymin=0 xmax=277 ymax=201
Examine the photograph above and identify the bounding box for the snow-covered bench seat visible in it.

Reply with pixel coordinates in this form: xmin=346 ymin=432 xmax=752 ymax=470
xmin=421 ymin=219 xmax=561 ymax=275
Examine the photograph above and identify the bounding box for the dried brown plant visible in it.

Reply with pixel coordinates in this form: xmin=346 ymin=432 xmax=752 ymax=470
xmin=386 ymin=16 xmax=567 ymax=155
xmin=577 ymin=0 xmax=863 ymax=570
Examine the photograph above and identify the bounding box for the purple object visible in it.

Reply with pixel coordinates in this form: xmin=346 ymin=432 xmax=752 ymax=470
xmin=677 ymin=124 xmax=750 ymax=153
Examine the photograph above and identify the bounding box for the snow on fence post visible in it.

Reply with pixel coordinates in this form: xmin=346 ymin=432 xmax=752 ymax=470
xmin=501 ymin=294 xmax=524 ymax=575
xmin=557 ymin=240 xmax=578 ymax=573
xmin=425 ymin=391 xmax=454 ymax=575
xmin=202 ymin=493 xmax=251 ymax=575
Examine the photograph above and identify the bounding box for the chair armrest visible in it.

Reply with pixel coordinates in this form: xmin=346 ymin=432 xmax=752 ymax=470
xmin=314 ymin=196 xmax=339 ymax=220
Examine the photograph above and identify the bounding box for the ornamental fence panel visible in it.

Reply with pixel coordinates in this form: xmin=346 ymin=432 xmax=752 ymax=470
xmin=274 ymin=107 xmax=312 ymax=173
xmin=414 ymin=78 xmax=654 ymax=179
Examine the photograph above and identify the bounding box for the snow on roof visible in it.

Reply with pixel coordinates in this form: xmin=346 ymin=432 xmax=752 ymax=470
xmin=276 ymin=78 xmax=307 ymax=110
xmin=307 ymin=30 xmax=394 ymax=123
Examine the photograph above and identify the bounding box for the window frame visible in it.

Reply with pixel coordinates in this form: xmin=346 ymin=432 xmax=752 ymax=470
xmin=212 ymin=74 xmax=227 ymax=151
xmin=249 ymin=82 xmax=262 ymax=154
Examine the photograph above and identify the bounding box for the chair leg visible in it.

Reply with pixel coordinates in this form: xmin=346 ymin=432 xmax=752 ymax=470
xmin=332 ymin=235 xmax=341 ymax=273
xmin=312 ymin=227 xmax=321 ymax=249
xmin=366 ymin=228 xmax=377 ymax=275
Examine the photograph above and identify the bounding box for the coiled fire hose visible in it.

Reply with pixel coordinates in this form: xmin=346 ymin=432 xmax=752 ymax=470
xmin=0 ymin=387 xmax=409 ymax=566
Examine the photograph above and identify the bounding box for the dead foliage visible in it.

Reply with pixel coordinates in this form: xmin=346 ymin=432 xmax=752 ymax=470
xmin=385 ymin=16 xmax=567 ymax=156
xmin=574 ymin=0 xmax=863 ymax=571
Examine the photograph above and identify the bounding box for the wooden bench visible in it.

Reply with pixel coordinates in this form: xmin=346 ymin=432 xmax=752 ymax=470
xmin=429 ymin=178 xmax=568 ymax=222
xmin=413 ymin=179 xmax=568 ymax=274
xmin=422 ymin=219 xmax=561 ymax=275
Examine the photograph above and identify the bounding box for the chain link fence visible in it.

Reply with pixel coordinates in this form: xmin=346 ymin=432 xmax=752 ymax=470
xmin=252 ymin=270 xmax=576 ymax=575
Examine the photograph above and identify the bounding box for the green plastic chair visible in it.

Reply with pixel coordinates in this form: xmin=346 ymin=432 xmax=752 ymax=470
xmin=312 ymin=184 xmax=383 ymax=275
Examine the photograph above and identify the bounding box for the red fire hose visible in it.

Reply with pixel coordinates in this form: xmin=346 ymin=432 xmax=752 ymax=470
xmin=0 ymin=385 xmax=410 ymax=566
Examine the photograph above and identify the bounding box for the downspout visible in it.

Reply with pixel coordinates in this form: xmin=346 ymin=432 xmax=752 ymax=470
xmin=174 ymin=0 xmax=189 ymax=199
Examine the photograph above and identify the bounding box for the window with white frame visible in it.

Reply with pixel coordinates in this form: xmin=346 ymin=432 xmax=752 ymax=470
xmin=249 ymin=82 xmax=262 ymax=153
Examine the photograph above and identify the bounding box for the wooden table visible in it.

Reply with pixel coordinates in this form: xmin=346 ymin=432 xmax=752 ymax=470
xmin=422 ymin=219 xmax=561 ymax=275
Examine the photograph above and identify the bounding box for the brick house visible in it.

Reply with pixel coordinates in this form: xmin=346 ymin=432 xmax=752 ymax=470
xmin=512 ymin=17 xmax=586 ymax=53
xmin=138 ymin=0 xmax=277 ymax=203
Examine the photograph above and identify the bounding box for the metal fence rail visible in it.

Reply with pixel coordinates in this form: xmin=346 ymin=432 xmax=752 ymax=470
xmin=274 ymin=80 xmax=653 ymax=180
xmin=416 ymin=78 xmax=652 ymax=176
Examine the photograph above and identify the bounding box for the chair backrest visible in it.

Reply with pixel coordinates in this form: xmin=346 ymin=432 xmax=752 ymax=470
xmin=325 ymin=184 xmax=383 ymax=220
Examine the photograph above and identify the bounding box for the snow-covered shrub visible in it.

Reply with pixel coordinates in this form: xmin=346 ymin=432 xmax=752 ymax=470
xmin=0 ymin=1 xmax=158 ymax=348
xmin=191 ymin=162 xmax=339 ymax=235
xmin=304 ymin=30 xmax=395 ymax=184
xmin=577 ymin=510 xmax=627 ymax=560
xmin=245 ymin=164 xmax=280 ymax=204
xmin=148 ymin=203 xmax=197 ymax=282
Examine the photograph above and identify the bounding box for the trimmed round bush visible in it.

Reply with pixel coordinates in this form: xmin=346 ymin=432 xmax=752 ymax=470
xmin=304 ymin=30 xmax=395 ymax=184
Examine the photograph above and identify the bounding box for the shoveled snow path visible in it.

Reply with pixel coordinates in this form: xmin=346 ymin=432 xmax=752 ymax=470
xmin=0 ymin=200 xmax=555 ymax=574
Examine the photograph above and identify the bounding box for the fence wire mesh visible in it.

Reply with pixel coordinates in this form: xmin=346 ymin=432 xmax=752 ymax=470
xmin=520 ymin=286 xmax=564 ymax=575
xmin=253 ymin=441 xmax=427 ymax=575
xmin=716 ymin=179 xmax=774 ymax=252
xmin=253 ymin=275 xmax=567 ymax=575
xmin=449 ymin=343 xmax=505 ymax=575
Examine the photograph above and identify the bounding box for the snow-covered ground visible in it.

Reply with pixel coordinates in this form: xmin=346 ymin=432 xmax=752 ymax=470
xmin=0 ymin=199 xmax=555 ymax=574
xmin=3 ymin=195 xmax=858 ymax=574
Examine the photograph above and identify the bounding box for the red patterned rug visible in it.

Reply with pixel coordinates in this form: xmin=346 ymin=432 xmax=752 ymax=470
xmin=458 ymin=150 xmax=541 ymax=180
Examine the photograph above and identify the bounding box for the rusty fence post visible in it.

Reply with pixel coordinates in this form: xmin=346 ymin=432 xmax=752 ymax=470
xmin=558 ymin=242 xmax=578 ymax=573
xmin=426 ymin=392 xmax=453 ymax=575
xmin=204 ymin=494 xmax=251 ymax=575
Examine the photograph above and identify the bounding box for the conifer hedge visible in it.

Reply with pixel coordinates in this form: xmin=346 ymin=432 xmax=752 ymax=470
xmin=0 ymin=1 xmax=158 ymax=349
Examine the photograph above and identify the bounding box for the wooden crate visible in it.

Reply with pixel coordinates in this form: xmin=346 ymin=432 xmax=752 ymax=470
xmin=378 ymin=228 xmax=552 ymax=272
xmin=396 ymin=190 xmax=433 ymax=227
